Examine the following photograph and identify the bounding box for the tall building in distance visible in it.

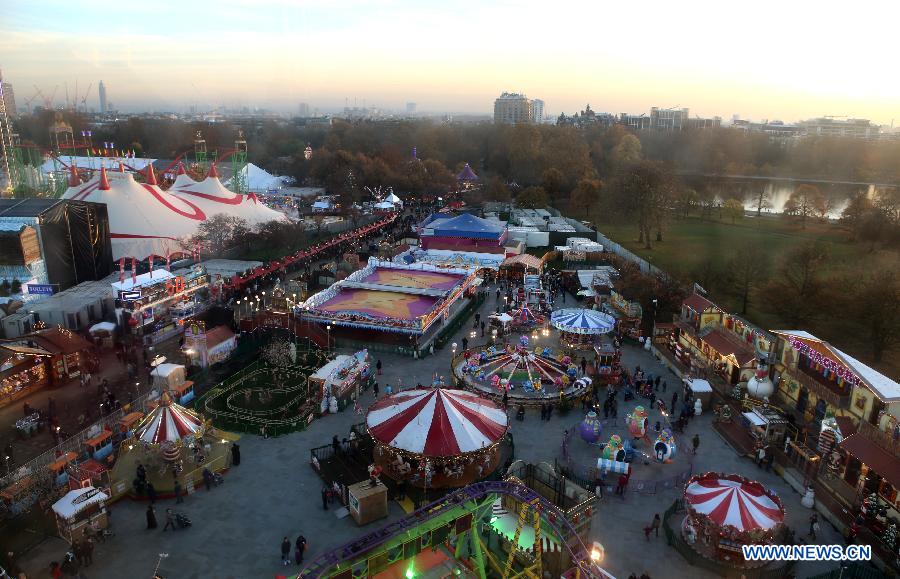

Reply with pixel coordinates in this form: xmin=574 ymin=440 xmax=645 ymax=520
xmin=650 ymin=107 xmax=689 ymax=130
xmin=494 ymin=92 xmax=534 ymax=124
xmin=405 ymin=102 xmax=417 ymax=116
xmin=531 ymin=99 xmax=544 ymax=123
xmin=98 ymin=81 xmax=107 ymax=114
xmin=297 ymin=102 xmax=310 ymax=117
xmin=1 ymin=82 xmax=16 ymax=118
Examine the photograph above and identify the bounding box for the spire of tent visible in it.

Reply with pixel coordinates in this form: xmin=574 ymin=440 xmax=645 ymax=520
xmin=207 ymin=163 xmax=219 ymax=179
xmin=118 ymin=162 xmax=126 ymax=173
xmin=68 ymin=165 xmax=81 ymax=187
xmin=176 ymin=162 xmax=187 ymax=175
xmin=145 ymin=163 xmax=158 ymax=186
xmin=99 ymin=165 xmax=111 ymax=190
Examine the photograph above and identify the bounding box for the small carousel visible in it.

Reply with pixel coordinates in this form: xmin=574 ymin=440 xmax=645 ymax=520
xmin=508 ymin=303 xmax=546 ymax=331
xmin=455 ymin=335 xmax=593 ymax=405
xmin=681 ymin=472 xmax=786 ymax=568
xmin=367 ymin=388 xmax=508 ymax=488
xmin=550 ymin=308 xmax=616 ymax=350
xmin=113 ymin=391 xmax=232 ymax=495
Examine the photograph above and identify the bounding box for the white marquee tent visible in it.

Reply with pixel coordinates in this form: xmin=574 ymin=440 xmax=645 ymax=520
xmin=224 ymin=163 xmax=293 ymax=193
xmin=62 ymin=164 xmax=286 ymax=261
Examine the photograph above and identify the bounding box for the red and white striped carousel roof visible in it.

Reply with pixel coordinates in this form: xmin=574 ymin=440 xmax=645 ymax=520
xmin=366 ymin=388 xmax=508 ymax=456
xmin=684 ymin=473 xmax=785 ymax=532
xmin=134 ymin=394 xmax=204 ymax=444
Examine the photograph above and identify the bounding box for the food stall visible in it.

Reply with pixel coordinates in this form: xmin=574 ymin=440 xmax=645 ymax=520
xmin=24 ymin=327 xmax=94 ymax=383
xmin=684 ymin=378 xmax=714 ymax=408
xmin=150 ymin=363 xmax=187 ymax=390
xmin=52 ymin=486 xmax=109 ymax=543
xmin=593 ymin=342 xmax=621 ymax=385
xmin=309 ymin=350 xmax=370 ymax=411
xmin=183 ymin=322 xmax=237 ymax=369
xmin=741 ymin=406 xmax=788 ymax=446
xmin=347 ymin=479 xmax=389 ymax=526
xmin=88 ymin=322 xmax=117 ymax=347
xmin=1 ymin=345 xmax=52 ymax=409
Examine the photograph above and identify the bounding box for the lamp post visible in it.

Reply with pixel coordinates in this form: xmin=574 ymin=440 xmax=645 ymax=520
xmin=326 ymin=324 xmax=332 ymax=351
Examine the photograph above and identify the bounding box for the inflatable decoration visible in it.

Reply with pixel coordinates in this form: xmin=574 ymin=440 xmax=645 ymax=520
xmin=627 ymin=406 xmax=649 ymax=439
xmin=601 ymin=434 xmax=625 ymax=461
xmin=567 ymin=367 xmax=578 ymax=378
xmin=653 ymin=428 xmax=677 ymax=463
xmin=578 ymin=411 xmax=603 ymax=444
xmin=542 ymin=347 xmax=552 ymax=357
xmin=519 ymin=335 xmax=530 ymax=348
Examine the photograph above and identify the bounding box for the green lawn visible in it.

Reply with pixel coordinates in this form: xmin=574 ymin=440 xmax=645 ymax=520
xmin=595 ymin=212 xmax=900 ymax=374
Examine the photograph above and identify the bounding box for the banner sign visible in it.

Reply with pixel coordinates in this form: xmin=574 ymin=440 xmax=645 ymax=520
xmin=789 ymin=336 xmax=860 ymax=387
xmin=119 ymin=290 xmax=141 ymax=302
xmin=26 ymin=284 xmax=56 ymax=296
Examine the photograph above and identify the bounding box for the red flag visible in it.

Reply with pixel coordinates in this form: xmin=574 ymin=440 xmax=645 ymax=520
xmin=149 ymin=256 xmax=154 ymax=276
xmin=119 ymin=258 xmax=125 ymax=283
xmin=166 ymin=254 xmax=171 ymax=271
xmin=131 ymin=258 xmax=137 ymax=284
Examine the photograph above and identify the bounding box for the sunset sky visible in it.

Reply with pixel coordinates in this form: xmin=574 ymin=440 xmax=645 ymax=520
xmin=3 ymin=0 xmax=899 ymax=123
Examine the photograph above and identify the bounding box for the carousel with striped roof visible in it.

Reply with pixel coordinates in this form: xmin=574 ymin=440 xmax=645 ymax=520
xmin=367 ymin=387 xmax=510 ymax=488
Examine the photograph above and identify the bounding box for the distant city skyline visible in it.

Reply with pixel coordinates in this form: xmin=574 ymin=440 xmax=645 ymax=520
xmin=3 ymin=1 xmax=900 ymax=124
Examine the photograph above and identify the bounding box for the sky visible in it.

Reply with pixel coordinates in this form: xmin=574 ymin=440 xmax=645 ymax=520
xmin=3 ymin=0 xmax=900 ymax=123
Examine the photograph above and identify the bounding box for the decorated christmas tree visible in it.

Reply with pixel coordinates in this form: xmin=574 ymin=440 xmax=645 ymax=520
xmin=882 ymin=522 xmax=898 ymax=550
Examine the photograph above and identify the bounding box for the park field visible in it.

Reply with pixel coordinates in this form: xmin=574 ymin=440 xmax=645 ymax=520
xmin=595 ymin=212 xmax=900 ymax=375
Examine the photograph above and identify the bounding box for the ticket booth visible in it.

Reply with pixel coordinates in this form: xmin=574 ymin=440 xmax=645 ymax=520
xmin=48 ymin=452 xmax=77 ymax=487
xmin=52 ymin=486 xmax=109 ymax=543
xmin=84 ymin=431 xmax=114 ymax=461
xmin=171 ymin=380 xmax=195 ymax=405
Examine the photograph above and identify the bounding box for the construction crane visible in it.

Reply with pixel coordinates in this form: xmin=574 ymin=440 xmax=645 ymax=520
xmin=24 ymin=92 xmax=40 ymax=114
xmin=79 ymin=82 xmax=92 ymax=113
xmin=33 ymin=85 xmax=58 ymax=110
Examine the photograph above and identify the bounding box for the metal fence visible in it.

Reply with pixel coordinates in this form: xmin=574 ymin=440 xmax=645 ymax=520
xmin=594 ymin=232 xmax=663 ymax=277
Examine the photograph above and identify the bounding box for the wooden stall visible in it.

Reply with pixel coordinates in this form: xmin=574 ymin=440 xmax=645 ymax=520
xmin=52 ymin=486 xmax=109 ymax=543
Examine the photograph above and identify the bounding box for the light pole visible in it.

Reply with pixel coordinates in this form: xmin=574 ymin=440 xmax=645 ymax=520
xmin=326 ymin=324 xmax=331 ymax=351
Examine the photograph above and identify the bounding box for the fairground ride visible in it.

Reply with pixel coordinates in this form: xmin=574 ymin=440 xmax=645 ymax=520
xmin=298 ymin=480 xmax=614 ymax=579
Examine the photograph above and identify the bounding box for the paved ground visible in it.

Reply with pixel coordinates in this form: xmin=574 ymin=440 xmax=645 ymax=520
xmin=15 ymin=289 xmax=847 ymax=579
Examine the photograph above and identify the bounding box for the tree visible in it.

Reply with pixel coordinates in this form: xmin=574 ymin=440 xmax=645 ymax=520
xmin=784 ymin=184 xmax=827 ymax=228
xmin=194 ymin=213 xmax=249 ymax=255
xmin=751 ymin=185 xmax=772 ymax=216
xmin=609 ymin=160 xmax=675 ymax=248
xmin=852 ymin=271 xmax=900 ymax=363
xmin=540 ymin=168 xmax=567 ymax=198
xmin=767 ymin=241 xmax=829 ymax=325
xmin=570 ymin=178 xmax=602 ymax=218
xmin=516 ymin=186 xmax=549 ymax=209
xmin=723 ymin=198 xmax=745 ymax=224
xmin=674 ymin=188 xmax=699 ymax=219
xmin=727 ymin=242 xmax=770 ymax=315
xmin=611 ymin=134 xmax=642 ymax=167
xmin=483 ymin=176 xmax=511 ymax=202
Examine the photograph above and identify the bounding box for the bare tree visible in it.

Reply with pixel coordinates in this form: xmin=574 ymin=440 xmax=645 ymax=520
xmin=852 ymin=271 xmax=900 ymax=363
xmin=727 ymin=242 xmax=770 ymax=315
xmin=784 ymin=184 xmax=827 ymax=228
xmin=751 ymin=185 xmax=772 ymax=216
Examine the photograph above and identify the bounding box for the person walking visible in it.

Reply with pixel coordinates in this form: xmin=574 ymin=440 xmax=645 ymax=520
xmin=146 ymin=505 xmax=158 ymax=529
xmin=281 ymin=536 xmax=292 ymax=566
xmin=808 ymin=513 xmax=819 ymax=540
xmin=651 ymin=514 xmax=661 ymax=537
xmin=231 ymin=442 xmax=241 ymax=466
xmin=321 ymin=485 xmax=330 ymax=510
xmin=373 ymin=382 xmax=379 ymax=398
xmin=757 ymin=445 xmax=767 ymax=468
xmin=662 ymin=380 xmax=667 ymax=393
xmin=295 ymin=534 xmax=307 ymax=565
xmin=163 ymin=508 xmax=176 ymax=532
xmin=692 ymin=434 xmax=700 ymax=455
xmin=376 ymin=359 xmax=382 ymax=375
xmin=671 ymin=392 xmax=678 ymax=413
xmin=174 ymin=479 xmax=184 ymax=504
xmin=462 ymin=337 xmax=468 ymax=351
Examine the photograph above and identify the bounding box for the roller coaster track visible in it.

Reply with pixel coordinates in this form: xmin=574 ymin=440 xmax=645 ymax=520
xmin=299 ymin=480 xmax=614 ymax=579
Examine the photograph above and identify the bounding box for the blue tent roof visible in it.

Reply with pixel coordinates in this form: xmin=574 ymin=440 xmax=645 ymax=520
xmin=550 ymin=308 xmax=616 ymax=335
xmin=425 ymin=213 xmax=505 ymax=239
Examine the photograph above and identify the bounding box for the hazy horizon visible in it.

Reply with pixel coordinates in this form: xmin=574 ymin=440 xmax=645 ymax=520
xmin=4 ymin=0 xmax=900 ymax=124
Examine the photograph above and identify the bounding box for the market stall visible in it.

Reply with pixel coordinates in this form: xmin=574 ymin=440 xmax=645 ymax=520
xmin=309 ymin=350 xmax=371 ymax=413
xmin=685 ymin=378 xmax=714 ymax=408
xmin=367 ymin=388 xmax=508 ymax=488
xmin=51 ymin=486 xmax=109 ymax=543
xmin=150 ymin=363 xmax=187 ymax=390
xmin=741 ymin=406 xmax=788 ymax=446
xmin=1 ymin=345 xmax=52 ymax=409
xmin=88 ymin=322 xmax=117 ymax=348
xmin=682 ymin=472 xmax=786 ymax=568
xmin=550 ymin=308 xmax=616 ymax=350
xmin=593 ymin=342 xmax=622 ymax=385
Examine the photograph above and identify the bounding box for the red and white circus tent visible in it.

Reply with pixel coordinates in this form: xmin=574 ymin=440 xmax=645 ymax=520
xmin=134 ymin=393 xmax=204 ymax=444
xmin=62 ymin=163 xmax=286 ymax=261
xmin=366 ymin=388 xmax=508 ymax=456
xmin=683 ymin=473 xmax=785 ymax=532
